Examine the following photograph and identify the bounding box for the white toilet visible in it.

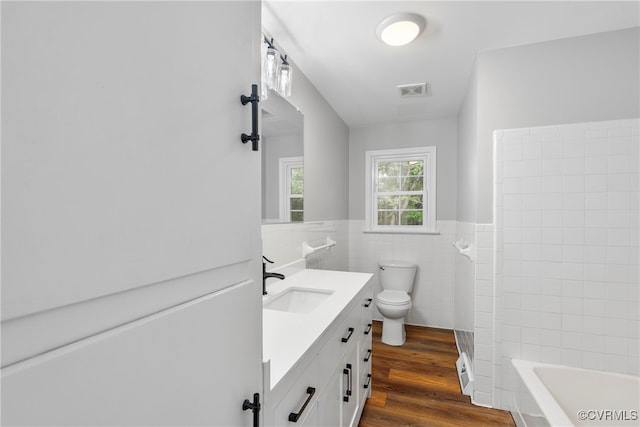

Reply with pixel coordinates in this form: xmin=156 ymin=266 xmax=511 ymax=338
xmin=375 ymin=261 xmax=417 ymax=346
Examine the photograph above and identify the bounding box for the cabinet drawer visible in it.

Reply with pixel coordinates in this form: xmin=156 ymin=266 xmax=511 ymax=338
xmin=317 ymin=305 xmax=360 ymax=379
xmin=362 ymin=293 xmax=374 ymax=314
xmin=358 ymin=316 xmax=372 ymax=354
xmin=360 ymin=338 xmax=372 ymax=369
xmin=273 ymin=359 xmax=319 ymax=426
xmin=360 ymin=318 xmax=373 ymax=342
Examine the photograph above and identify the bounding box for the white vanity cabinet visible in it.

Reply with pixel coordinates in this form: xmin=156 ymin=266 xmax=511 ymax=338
xmin=263 ymin=276 xmax=373 ymax=427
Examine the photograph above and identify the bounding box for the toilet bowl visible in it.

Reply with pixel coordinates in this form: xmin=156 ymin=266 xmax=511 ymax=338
xmin=375 ymin=291 xmax=412 ymax=345
xmin=375 ymin=261 xmax=417 ymax=346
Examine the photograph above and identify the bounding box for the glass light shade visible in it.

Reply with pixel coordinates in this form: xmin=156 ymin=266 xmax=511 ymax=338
xmin=264 ymin=47 xmax=278 ymax=89
xmin=376 ymin=13 xmax=426 ymax=46
xmin=380 ymin=21 xmax=420 ymax=46
xmin=277 ymin=62 xmax=292 ymax=97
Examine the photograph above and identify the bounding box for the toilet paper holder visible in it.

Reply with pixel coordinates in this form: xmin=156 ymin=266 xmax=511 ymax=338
xmin=453 ymin=239 xmax=475 ymax=262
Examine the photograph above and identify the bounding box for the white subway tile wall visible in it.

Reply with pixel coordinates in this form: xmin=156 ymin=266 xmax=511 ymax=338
xmin=349 ymin=220 xmax=457 ymax=329
xmin=473 ymin=223 xmax=495 ymax=407
xmin=262 ymin=220 xmax=349 ymax=272
xmin=490 ymin=118 xmax=639 ymax=410
xmin=454 ymin=221 xmax=476 ymax=360
xmin=264 ymin=219 xmax=458 ymax=329
xmin=453 ymin=221 xmax=478 ymax=334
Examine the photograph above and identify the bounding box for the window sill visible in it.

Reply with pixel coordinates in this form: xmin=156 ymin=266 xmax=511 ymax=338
xmin=362 ymin=230 xmax=440 ymax=235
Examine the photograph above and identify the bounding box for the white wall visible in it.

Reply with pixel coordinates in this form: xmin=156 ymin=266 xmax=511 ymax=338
xmin=286 ymin=59 xmax=350 ymax=222
xmin=476 ymin=27 xmax=640 ymax=223
xmin=454 ymin=63 xmax=479 ymax=341
xmin=259 ymin=36 xmax=350 ymax=267
xmin=454 ymin=27 xmax=640 ymax=408
xmin=347 ymin=117 xmax=458 ymax=329
xmin=456 ymin=64 xmax=479 ymax=224
xmin=349 ymin=117 xmax=458 ymax=221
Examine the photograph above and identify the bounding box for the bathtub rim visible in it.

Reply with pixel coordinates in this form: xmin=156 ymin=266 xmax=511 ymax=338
xmin=511 ymin=359 xmax=574 ymax=427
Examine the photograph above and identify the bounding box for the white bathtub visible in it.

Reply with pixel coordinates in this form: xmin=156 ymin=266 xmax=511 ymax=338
xmin=511 ymin=359 xmax=639 ymax=427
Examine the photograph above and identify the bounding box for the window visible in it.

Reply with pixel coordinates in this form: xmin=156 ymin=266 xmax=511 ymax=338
xmin=279 ymin=157 xmax=304 ymax=222
xmin=365 ymin=147 xmax=436 ymax=233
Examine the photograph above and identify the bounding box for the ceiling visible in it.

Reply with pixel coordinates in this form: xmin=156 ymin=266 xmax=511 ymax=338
xmin=262 ymin=1 xmax=640 ymax=129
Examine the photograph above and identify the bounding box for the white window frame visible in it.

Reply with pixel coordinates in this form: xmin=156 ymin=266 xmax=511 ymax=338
xmin=279 ymin=156 xmax=304 ymax=222
xmin=365 ymin=146 xmax=437 ymax=233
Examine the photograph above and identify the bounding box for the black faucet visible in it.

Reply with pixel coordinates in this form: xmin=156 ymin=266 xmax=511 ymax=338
xmin=262 ymin=256 xmax=285 ymax=295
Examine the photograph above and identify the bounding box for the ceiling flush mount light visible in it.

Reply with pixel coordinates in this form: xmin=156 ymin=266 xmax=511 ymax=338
xmin=376 ymin=12 xmax=426 ymax=46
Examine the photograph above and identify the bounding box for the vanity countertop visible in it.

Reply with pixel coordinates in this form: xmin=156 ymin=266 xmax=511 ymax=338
xmin=262 ymin=268 xmax=373 ymax=390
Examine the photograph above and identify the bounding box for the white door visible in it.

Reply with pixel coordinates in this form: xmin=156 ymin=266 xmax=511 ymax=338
xmin=1 ymin=1 xmax=263 ymax=425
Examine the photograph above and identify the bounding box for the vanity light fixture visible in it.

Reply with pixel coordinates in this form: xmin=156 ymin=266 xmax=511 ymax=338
xmin=277 ymin=55 xmax=292 ymax=97
xmin=376 ymin=12 xmax=426 ymax=46
xmin=261 ymin=35 xmax=293 ymax=98
xmin=263 ymin=39 xmax=279 ymax=90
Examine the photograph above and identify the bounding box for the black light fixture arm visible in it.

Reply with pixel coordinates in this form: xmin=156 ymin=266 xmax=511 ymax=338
xmin=263 ymin=35 xmax=275 ymax=49
xmin=262 ymin=34 xmax=289 ymax=65
xmin=240 ymin=84 xmax=260 ymax=151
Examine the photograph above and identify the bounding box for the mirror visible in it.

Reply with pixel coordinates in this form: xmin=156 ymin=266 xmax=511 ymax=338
xmin=261 ymin=90 xmax=304 ymax=223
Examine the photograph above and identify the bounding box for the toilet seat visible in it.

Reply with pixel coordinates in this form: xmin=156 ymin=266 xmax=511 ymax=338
xmin=376 ymin=290 xmax=410 ymax=306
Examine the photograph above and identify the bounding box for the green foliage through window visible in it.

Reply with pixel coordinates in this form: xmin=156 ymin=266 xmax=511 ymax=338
xmin=289 ymin=166 xmax=303 ymax=222
xmin=375 ymin=159 xmax=424 ymax=226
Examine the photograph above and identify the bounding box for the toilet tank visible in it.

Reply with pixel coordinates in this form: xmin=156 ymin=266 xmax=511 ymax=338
xmin=378 ymin=261 xmax=417 ymax=293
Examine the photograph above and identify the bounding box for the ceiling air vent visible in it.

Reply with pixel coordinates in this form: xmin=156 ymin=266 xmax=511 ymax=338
xmin=397 ymin=83 xmax=428 ymax=97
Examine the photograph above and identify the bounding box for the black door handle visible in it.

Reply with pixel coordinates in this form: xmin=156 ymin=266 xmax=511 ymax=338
xmin=240 ymin=84 xmax=260 ymax=151
xmin=364 ymin=298 xmax=372 ymax=307
xmin=242 ymin=393 xmax=260 ymax=427
xmin=364 ymin=349 xmax=372 ymax=362
xmin=288 ymin=387 xmax=316 ymax=423
xmin=364 ymin=323 xmax=372 ymax=335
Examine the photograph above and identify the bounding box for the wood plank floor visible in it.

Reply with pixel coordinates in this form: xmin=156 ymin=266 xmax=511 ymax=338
xmin=359 ymin=321 xmax=515 ymax=427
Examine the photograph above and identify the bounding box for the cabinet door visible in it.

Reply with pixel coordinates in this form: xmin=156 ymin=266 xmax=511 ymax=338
xmin=318 ymin=365 xmax=343 ymax=427
xmin=341 ymin=344 xmax=360 ymax=427
xmin=1 ymin=1 xmax=262 ymax=425
xmin=295 ymin=400 xmax=319 ymax=427
xmin=317 ymin=344 xmax=359 ymax=427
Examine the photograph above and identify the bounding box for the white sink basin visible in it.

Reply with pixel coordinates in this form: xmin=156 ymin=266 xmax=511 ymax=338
xmin=264 ymin=287 xmax=334 ymax=314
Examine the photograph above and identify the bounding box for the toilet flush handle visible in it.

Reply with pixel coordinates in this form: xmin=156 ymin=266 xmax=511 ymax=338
xmin=379 ymin=266 xmax=385 ymax=271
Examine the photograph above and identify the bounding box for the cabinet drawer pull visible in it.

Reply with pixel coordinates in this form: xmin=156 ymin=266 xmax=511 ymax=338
xmin=364 ymin=349 xmax=372 ymax=362
xmin=364 ymin=298 xmax=372 ymax=307
xmin=341 ymin=327 xmax=354 ymax=343
xmin=363 ymin=374 xmax=372 ymax=389
xmin=364 ymin=323 xmax=372 ymax=335
xmin=343 ymin=363 xmax=352 ymax=402
xmin=288 ymin=387 xmax=316 ymax=423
